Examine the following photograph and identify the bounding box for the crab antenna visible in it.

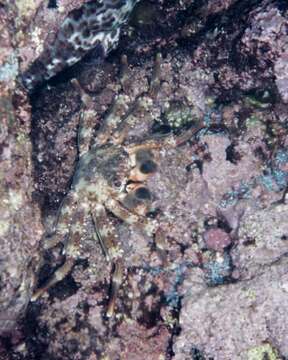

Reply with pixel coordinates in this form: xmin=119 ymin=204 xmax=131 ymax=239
xmin=149 ymin=53 xmax=162 ymax=96
xmin=120 ymin=54 xmax=129 ymax=89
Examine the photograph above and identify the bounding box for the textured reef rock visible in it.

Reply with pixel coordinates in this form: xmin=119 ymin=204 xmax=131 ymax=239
xmin=0 ymin=0 xmax=43 ymax=344
xmin=240 ymin=2 xmax=288 ymax=103
xmin=1 ymin=0 xmax=288 ymax=359
xmin=174 ymin=254 xmax=288 ymax=359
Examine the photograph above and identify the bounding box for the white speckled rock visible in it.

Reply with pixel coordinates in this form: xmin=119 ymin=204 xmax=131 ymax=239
xmin=174 ymin=257 xmax=288 ymax=359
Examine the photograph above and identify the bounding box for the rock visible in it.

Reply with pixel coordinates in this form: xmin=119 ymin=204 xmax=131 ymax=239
xmin=0 ymin=3 xmax=43 ymax=337
xmin=232 ymin=202 xmax=288 ymax=280
xmin=174 ymin=256 xmax=288 ymax=359
xmin=203 ymin=228 xmax=232 ymax=252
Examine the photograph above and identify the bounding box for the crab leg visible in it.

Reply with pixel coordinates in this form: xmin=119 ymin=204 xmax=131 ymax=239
xmin=119 ymin=54 xmax=130 ymax=90
xmin=105 ymin=197 xmax=156 ymax=236
xmin=71 ymin=78 xmax=97 ymax=156
xmin=31 ymin=257 xmax=75 ymax=301
xmin=125 ymin=121 xmax=205 ymax=156
xmin=32 ymin=200 xmax=88 ymax=301
xmin=90 ymin=203 xmax=118 ymax=260
xmin=149 ymin=52 xmax=162 ymax=96
xmin=43 ymin=190 xmax=79 ymax=250
xmin=90 ymin=203 xmax=124 ymax=317
xmin=91 ymin=55 xmax=134 ymax=147
xmin=175 ymin=123 xmax=206 ymax=146
xmin=106 ymin=260 xmax=123 ymax=317
xmin=109 ymin=53 xmax=163 ymax=145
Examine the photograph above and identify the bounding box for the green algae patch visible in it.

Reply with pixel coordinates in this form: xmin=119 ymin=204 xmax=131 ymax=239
xmin=246 ymin=344 xmax=280 ymax=360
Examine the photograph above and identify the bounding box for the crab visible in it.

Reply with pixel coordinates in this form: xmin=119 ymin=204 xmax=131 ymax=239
xmin=32 ymin=54 xmax=203 ymax=316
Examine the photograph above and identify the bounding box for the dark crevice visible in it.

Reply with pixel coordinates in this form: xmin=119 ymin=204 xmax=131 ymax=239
xmin=47 ymin=0 xmax=58 ymax=9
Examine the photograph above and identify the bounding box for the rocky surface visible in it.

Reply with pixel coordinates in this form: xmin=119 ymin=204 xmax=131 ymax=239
xmin=174 ymin=255 xmax=288 ymax=359
xmin=0 ymin=2 xmax=43 ymax=342
xmin=1 ymin=0 xmax=288 ymax=359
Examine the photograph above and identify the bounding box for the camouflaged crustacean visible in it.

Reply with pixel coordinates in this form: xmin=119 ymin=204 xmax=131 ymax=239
xmin=31 ymin=55 xmax=203 ymax=316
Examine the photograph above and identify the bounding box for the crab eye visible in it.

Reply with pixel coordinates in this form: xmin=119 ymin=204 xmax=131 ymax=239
xmin=139 ymin=160 xmax=157 ymax=174
xmin=113 ymin=179 xmax=122 ymax=188
xmin=134 ymin=187 xmax=151 ymax=200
